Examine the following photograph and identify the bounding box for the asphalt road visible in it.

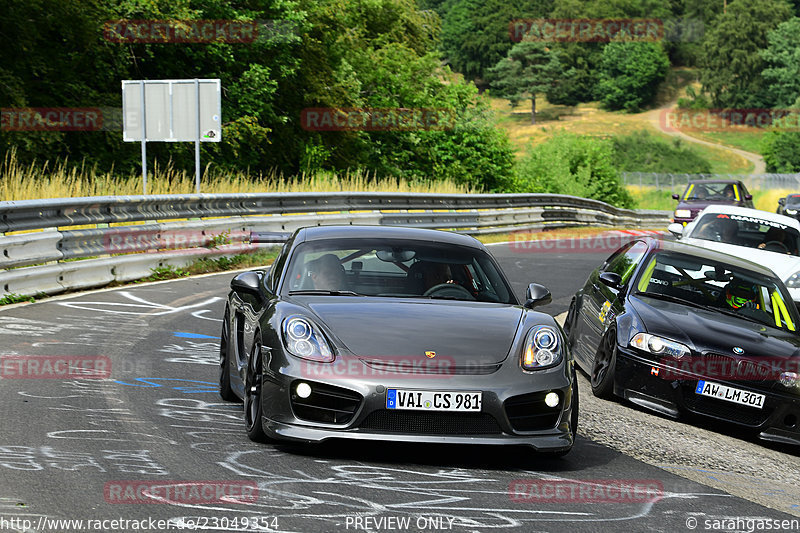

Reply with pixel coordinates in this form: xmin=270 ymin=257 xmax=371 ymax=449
xmin=0 ymin=237 xmax=798 ymax=533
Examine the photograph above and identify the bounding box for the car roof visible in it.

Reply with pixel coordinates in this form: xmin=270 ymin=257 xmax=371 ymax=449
xmin=686 ymin=179 xmax=744 ymax=185
xmin=294 ymin=225 xmax=485 ymax=248
xmin=692 ymin=205 xmax=800 ymax=229
xmin=641 ymin=237 xmax=781 ymax=278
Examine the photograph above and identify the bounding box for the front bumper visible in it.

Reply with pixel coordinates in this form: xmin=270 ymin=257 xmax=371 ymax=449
xmin=613 ymin=346 xmax=800 ymax=445
xmin=260 ymin=353 xmax=576 ymax=452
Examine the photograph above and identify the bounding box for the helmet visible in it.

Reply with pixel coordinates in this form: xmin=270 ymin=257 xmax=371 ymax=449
xmin=725 ymin=281 xmax=757 ymax=309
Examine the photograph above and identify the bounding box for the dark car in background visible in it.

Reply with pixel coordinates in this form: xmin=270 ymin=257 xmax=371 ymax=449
xmin=672 ymin=179 xmax=754 ymax=225
xmin=564 ymin=237 xmax=800 ymax=446
xmin=220 ymin=225 xmax=578 ymax=454
xmin=777 ymin=194 xmax=800 ymax=220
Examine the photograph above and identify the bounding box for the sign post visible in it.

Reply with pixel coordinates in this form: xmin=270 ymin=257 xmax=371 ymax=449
xmin=122 ymin=79 xmax=221 ymax=194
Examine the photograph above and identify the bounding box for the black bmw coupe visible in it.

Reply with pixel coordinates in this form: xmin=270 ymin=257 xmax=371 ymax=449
xmin=565 ymin=237 xmax=800 ymax=445
xmin=219 ymin=225 xmax=578 ymax=454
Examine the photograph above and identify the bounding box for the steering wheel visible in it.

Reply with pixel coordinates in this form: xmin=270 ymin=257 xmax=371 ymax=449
xmin=762 ymin=240 xmax=790 ymax=253
xmin=423 ymin=283 xmax=475 ymax=300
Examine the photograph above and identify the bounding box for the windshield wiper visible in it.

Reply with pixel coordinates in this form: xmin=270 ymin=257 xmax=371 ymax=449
xmin=288 ymin=290 xmax=364 ymax=296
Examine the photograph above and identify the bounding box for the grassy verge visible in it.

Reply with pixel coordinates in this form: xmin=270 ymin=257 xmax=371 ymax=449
xmin=682 ymin=130 xmax=764 ymax=154
xmin=0 ymin=150 xmax=478 ymax=201
xmin=626 ymin=186 xmax=793 ymax=212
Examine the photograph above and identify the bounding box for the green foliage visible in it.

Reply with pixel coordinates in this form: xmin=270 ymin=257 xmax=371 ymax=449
xmin=597 ymin=42 xmax=670 ymax=112
xmin=147 ymin=265 xmax=189 ymax=281
xmin=700 ymin=0 xmax=793 ymax=108
xmin=488 ymin=41 xmax=565 ymax=123
xmin=438 ymin=0 xmax=552 ymax=83
xmin=207 ymin=231 xmax=232 ymax=249
xmin=514 ymin=133 xmax=634 ymax=208
xmin=761 ymin=111 xmax=800 ymax=172
xmin=0 ymin=293 xmax=36 ymax=306
xmin=760 ymin=18 xmax=800 ymax=108
xmin=611 ymin=130 xmax=712 ymax=173
xmin=676 ymin=85 xmax=711 ymax=109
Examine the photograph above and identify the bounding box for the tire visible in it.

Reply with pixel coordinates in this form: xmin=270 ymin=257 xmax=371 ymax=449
xmin=591 ymin=328 xmax=617 ymax=399
xmin=244 ymin=331 xmax=270 ymax=442
xmin=219 ymin=305 xmax=239 ymax=402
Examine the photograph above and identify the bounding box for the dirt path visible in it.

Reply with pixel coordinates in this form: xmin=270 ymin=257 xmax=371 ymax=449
xmin=645 ymin=102 xmax=766 ymax=174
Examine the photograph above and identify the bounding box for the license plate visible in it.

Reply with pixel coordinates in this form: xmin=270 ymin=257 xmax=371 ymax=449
xmin=386 ymin=389 xmax=482 ymax=412
xmin=695 ymin=380 xmax=765 ymax=409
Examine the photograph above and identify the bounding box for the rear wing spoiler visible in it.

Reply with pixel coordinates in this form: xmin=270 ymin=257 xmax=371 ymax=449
xmin=250 ymin=231 xmax=291 ymax=244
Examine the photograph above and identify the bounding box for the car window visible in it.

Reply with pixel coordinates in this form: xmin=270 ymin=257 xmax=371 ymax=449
xmin=683 ymin=182 xmax=740 ymax=201
xmin=689 ymin=213 xmax=800 ymax=256
xmin=281 ymin=238 xmax=516 ymax=303
xmin=604 ymin=241 xmax=648 ymax=285
xmin=635 ymin=251 xmax=797 ymax=332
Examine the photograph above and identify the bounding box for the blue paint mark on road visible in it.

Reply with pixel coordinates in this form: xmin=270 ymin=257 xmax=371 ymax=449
xmin=173 ymin=332 xmax=217 ymax=339
xmin=114 ymin=377 xmax=217 ymax=393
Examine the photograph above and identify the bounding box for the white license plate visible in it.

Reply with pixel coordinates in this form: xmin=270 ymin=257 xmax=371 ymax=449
xmin=695 ymin=380 xmax=765 ymax=409
xmin=386 ymin=389 xmax=482 ymax=412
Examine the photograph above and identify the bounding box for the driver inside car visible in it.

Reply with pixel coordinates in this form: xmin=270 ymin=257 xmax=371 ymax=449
xmin=407 ymin=261 xmax=456 ymax=294
xmin=307 ymin=253 xmax=346 ymax=291
xmin=722 ymin=279 xmax=760 ymax=310
xmin=757 ymin=227 xmax=797 ymax=255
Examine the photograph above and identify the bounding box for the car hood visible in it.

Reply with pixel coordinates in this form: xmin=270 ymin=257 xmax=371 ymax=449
xmin=297 ymin=297 xmax=523 ymax=364
xmin=630 ymin=294 xmax=800 ymax=386
xmin=680 ymin=237 xmax=800 ymax=280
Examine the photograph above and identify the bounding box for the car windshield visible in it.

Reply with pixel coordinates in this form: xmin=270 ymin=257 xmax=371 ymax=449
xmin=634 ymin=251 xmax=797 ymax=332
xmin=682 ymin=182 xmax=739 ymax=202
xmin=786 ymin=195 xmax=800 ymax=208
xmin=281 ymin=238 xmax=516 ymax=303
xmin=688 ymin=213 xmax=800 ymax=255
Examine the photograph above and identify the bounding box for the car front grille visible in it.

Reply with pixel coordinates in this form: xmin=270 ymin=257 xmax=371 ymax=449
xmin=290 ymin=381 xmax=362 ymax=425
xmin=358 ymin=410 xmax=502 ymax=435
xmin=504 ymin=391 xmax=562 ymax=432
xmin=703 ymin=353 xmax=774 ymax=385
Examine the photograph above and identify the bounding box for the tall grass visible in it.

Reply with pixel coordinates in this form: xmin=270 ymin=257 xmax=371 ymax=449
xmin=627 ymin=185 xmax=793 ymax=212
xmin=0 ymin=149 xmax=478 ymax=201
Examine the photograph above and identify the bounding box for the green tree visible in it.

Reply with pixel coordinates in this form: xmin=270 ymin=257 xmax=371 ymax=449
xmin=438 ymin=0 xmax=552 ymax=84
xmin=514 ymin=133 xmax=634 ymax=208
xmin=700 ymin=0 xmax=793 ymax=108
xmin=487 ymin=41 xmax=564 ymax=124
xmin=760 ymin=18 xmax=800 ymax=108
xmin=597 ymin=41 xmax=669 ymax=112
xmin=760 ymin=110 xmax=800 ymax=172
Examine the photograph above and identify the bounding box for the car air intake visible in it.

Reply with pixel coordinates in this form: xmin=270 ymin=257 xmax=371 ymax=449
xmin=359 ymin=411 xmax=502 ymax=435
xmin=290 ymin=381 xmax=362 ymax=424
xmin=504 ymin=391 xmax=562 ymax=431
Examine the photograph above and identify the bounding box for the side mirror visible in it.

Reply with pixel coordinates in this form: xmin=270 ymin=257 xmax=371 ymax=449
xmin=524 ymin=283 xmax=552 ymax=309
xmin=599 ymin=271 xmax=622 ymax=290
xmin=672 ymin=193 xmax=680 ymax=200
xmin=745 ymin=194 xmax=753 ymax=200
xmin=231 ymin=271 xmax=262 ymax=294
xmin=779 ymin=198 xmax=786 ymax=206
xmin=667 ymin=223 xmax=684 ymax=238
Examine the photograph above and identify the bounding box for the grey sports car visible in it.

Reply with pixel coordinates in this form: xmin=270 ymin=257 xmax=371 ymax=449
xmin=219 ymin=225 xmax=577 ymax=454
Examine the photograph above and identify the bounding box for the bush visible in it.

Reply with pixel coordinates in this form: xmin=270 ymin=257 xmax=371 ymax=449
xmin=612 ymin=130 xmax=712 ymax=173
xmin=597 ymin=42 xmax=670 ymax=112
xmin=761 ymin=123 xmax=800 ymax=173
xmin=514 ymin=134 xmax=634 ymax=208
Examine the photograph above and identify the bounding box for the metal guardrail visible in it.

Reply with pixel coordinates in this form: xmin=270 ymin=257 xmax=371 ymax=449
xmin=623 ymin=172 xmax=800 ymax=192
xmin=0 ymin=192 xmax=670 ymax=298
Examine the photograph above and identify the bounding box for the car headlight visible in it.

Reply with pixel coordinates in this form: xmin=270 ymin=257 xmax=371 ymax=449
xmin=521 ymin=326 xmax=563 ymax=370
xmin=282 ymin=316 xmax=334 ymax=362
xmin=630 ymin=333 xmax=690 ymax=359
xmin=786 ymin=209 xmax=797 ymax=215
xmin=780 ymin=371 xmax=800 ymax=392
xmin=787 ymin=272 xmax=800 ymax=289
xmin=674 ymin=209 xmax=691 ymax=219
